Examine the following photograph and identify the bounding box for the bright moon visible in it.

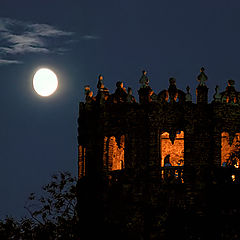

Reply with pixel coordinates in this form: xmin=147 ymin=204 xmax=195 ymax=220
xmin=33 ymin=68 xmax=58 ymax=97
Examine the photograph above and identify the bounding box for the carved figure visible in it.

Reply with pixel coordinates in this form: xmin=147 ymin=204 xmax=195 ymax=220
xmin=222 ymin=80 xmax=238 ymax=104
xmin=84 ymin=85 xmax=95 ymax=103
xmin=113 ymin=81 xmax=128 ymax=103
xmin=197 ymin=67 xmax=208 ymax=86
xmin=168 ymin=77 xmax=178 ymax=102
xmin=139 ymin=70 xmax=149 ymax=88
xmin=213 ymin=85 xmax=221 ymax=102
xmin=97 ymin=75 xmax=104 ymax=90
xmin=127 ymin=87 xmax=136 ymax=103
xmin=185 ymin=86 xmax=192 ymax=102
xmin=84 ymin=85 xmax=91 ymax=96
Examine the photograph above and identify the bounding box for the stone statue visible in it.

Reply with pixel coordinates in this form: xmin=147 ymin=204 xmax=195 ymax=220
xmin=213 ymin=85 xmax=221 ymax=102
xmin=97 ymin=75 xmax=104 ymax=90
xmin=84 ymin=85 xmax=95 ymax=103
xmin=185 ymin=86 xmax=192 ymax=102
xmin=127 ymin=87 xmax=136 ymax=103
xmin=139 ymin=70 xmax=149 ymax=88
xmin=85 ymin=85 xmax=91 ymax=96
xmin=223 ymin=80 xmax=238 ymax=104
xmin=228 ymin=79 xmax=235 ymax=87
xmin=168 ymin=77 xmax=178 ymax=102
xmin=113 ymin=81 xmax=128 ymax=103
xmin=197 ymin=67 xmax=208 ymax=86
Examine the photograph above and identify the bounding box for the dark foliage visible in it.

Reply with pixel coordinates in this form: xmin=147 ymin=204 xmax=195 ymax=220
xmin=0 ymin=172 xmax=79 ymax=240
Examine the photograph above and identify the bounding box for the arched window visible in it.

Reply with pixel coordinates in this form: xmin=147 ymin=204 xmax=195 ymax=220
xmin=221 ymin=132 xmax=240 ymax=168
xmin=78 ymin=145 xmax=86 ymax=179
xmin=160 ymin=131 xmax=184 ymax=167
xmin=103 ymin=135 xmax=125 ymax=171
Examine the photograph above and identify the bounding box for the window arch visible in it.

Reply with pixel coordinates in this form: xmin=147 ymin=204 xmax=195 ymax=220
xmin=221 ymin=132 xmax=240 ymax=167
xmin=103 ymin=135 xmax=125 ymax=171
xmin=160 ymin=131 xmax=184 ymax=167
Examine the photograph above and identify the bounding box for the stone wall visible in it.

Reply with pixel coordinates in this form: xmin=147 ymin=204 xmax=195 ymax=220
xmin=77 ymin=74 xmax=240 ymax=239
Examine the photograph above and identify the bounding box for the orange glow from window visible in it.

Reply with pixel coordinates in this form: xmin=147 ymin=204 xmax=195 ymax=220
xmin=78 ymin=145 xmax=86 ymax=179
xmin=221 ymin=132 xmax=240 ymax=167
xmin=103 ymin=135 xmax=125 ymax=171
xmin=160 ymin=131 xmax=184 ymax=167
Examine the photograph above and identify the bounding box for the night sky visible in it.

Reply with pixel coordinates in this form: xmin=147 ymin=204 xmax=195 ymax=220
xmin=0 ymin=0 xmax=240 ymax=218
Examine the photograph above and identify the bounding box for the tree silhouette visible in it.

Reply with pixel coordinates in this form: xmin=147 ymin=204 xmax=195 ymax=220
xmin=0 ymin=171 xmax=79 ymax=240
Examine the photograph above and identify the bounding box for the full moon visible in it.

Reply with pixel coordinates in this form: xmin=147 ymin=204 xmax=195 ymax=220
xmin=33 ymin=68 xmax=58 ymax=97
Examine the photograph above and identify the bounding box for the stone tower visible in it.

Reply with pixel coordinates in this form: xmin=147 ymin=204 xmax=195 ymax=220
xmin=77 ymin=69 xmax=240 ymax=240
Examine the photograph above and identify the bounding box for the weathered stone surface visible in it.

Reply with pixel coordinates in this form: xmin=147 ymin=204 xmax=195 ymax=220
xmin=77 ymin=78 xmax=240 ymax=239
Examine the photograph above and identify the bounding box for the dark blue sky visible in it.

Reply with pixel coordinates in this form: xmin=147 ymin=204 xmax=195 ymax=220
xmin=0 ymin=0 xmax=240 ymax=217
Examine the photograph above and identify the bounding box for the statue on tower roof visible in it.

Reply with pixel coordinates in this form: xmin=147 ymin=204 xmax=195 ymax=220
xmin=97 ymin=74 xmax=104 ymax=90
xmin=139 ymin=70 xmax=149 ymax=88
xmin=127 ymin=87 xmax=136 ymax=103
xmin=96 ymin=74 xmax=109 ymax=103
xmin=84 ymin=85 xmax=95 ymax=103
xmin=213 ymin=85 xmax=221 ymax=102
xmin=197 ymin=67 xmax=208 ymax=86
xmin=185 ymin=86 xmax=192 ymax=102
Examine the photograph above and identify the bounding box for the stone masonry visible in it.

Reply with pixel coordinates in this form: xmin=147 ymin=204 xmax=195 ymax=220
xmin=77 ymin=68 xmax=240 ymax=240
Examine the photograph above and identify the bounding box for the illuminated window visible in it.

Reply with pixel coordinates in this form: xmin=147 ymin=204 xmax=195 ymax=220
xmin=78 ymin=145 xmax=86 ymax=178
xmin=221 ymin=132 xmax=240 ymax=168
xmin=160 ymin=131 xmax=184 ymax=167
xmin=103 ymin=135 xmax=125 ymax=171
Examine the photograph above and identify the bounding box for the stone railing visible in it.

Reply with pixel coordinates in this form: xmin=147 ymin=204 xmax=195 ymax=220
xmin=106 ymin=166 xmax=240 ymax=185
xmin=160 ymin=166 xmax=184 ymax=184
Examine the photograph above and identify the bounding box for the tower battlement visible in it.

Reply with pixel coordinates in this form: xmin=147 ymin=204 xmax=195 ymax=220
xmin=77 ymin=68 xmax=240 ymax=239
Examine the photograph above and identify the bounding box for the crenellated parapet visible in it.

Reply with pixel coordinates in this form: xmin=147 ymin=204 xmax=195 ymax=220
xmin=78 ymin=67 xmax=240 ymax=239
xmin=83 ymin=67 xmax=240 ymax=106
xmin=79 ymin=67 xmax=240 ymax=178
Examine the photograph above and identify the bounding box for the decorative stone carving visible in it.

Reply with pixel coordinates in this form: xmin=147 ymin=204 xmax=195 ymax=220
xmin=84 ymin=85 xmax=95 ymax=103
xmin=96 ymin=74 xmax=109 ymax=104
xmin=84 ymin=85 xmax=91 ymax=96
xmin=126 ymin=87 xmax=136 ymax=103
xmin=221 ymin=80 xmax=238 ymax=104
xmin=196 ymin=68 xmax=208 ymax=104
xmin=213 ymin=85 xmax=221 ymax=102
xmin=112 ymin=81 xmax=128 ymax=103
xmin=168 ymin=78 xmax=178 ymax=103
xmin=157 ymin=79 xmax=185 ymax=103
xmin=97 ymin=74 xmax=104 ymax=90
xmin=185 ymin=86 xmax=192 ymax=102
xmin=158 ymin=90 xmax=168 ymax=103
xmin=197 ymin=67 xmax=208 ymax=86
xmin=138 ymin=71 xmax=153 ymax=103
xmin=151 ymin=92 xmax=158 ymax=101
xmin=139 ymin=70 xmax=149 ymax=88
